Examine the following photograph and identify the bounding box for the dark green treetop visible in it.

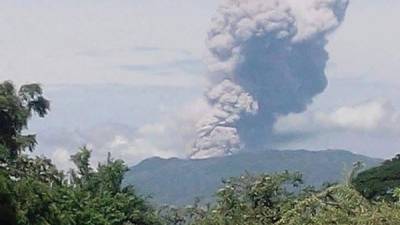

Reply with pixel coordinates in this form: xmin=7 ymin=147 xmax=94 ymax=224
xmin=353 ymin=154 xmax=400 ymax=201
xmin=0 ymin=81 xmax=49 ymax=160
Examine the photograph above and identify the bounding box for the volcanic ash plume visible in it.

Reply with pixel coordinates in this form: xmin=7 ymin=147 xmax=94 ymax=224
xmin=190 ymin=0 xmax=349 ymax=159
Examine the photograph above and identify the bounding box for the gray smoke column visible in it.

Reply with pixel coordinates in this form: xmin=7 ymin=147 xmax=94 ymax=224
xmin=191 ymin=0 xmax=349 ymax=159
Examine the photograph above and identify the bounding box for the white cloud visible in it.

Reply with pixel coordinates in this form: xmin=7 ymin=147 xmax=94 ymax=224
xmin=51 ymin=148 xmax=75 ymax=172
xmin=275 ymin=99 xmax=400 ymax=135
xmin=273 ymin=99 xmax=400 ymax=159
xmin=316 ymin=100 xmax=395 ymax=131
xmin=47 ymin=127 xmax=176 ymax=170
xmin=40 ymin=97 xmax=211 ymax=169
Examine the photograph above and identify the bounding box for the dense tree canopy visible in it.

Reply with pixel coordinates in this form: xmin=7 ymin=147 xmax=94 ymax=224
xmin=174 ymin=172 xmax=400 ymax=225
xmin=353 ymin=154 xmax=400 ymax=201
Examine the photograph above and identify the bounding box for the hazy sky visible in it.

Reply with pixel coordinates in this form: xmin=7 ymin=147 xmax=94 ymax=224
xmin=1 ymin=0 xmax=399 ymax=168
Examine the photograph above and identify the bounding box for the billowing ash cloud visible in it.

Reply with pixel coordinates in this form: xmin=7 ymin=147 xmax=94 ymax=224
xmin=190 ymin=80 xmax=258 ymax=158
xmin=191 ymin=0 xmax=349 ymax=159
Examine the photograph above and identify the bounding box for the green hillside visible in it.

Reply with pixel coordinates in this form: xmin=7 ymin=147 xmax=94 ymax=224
xmin=124 ymin=149 xmax=382 ymax=206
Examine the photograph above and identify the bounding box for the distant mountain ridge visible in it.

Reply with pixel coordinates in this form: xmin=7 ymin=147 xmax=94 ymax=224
xmin=124 ymin=149 xmax=382 ymax=206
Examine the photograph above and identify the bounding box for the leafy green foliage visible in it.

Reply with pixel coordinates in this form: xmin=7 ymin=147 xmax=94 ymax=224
xmin=0 ymin=171 xmax=17 ymax=225
xmin=0 ymin=81 xmax=49 ymax=159
xmin=353 ymin=154 xmax=400 ymax=201
xmin=207 ymin=172 xmax=302 ymax=224
xmin=0 ymin=81 xmax=161 ymax=225
xmin=3 ymin=147 xmax=162 ymax=225
xmin=57 ymin=148 xmax=162 ymax=225
xmin=278 ymin=185 xmax=400 ymax=225
xmin=157 ymin=198 xmax=210 ymax=225
xmin=184 ymin=171 xmax=400 ymax=225
xmin=393 ymin=187 xmax=400 ymax=201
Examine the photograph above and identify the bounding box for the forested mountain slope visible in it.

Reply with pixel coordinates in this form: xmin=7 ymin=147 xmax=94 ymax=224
xmin=125 ymin=149 xmax=381 ymax=205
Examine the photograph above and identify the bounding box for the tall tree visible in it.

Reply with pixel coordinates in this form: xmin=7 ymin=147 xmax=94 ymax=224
xmin=0 ymin=81 xmax=49 ymax=160
xmin=0 ymin=81 xmax=51 ymax=225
